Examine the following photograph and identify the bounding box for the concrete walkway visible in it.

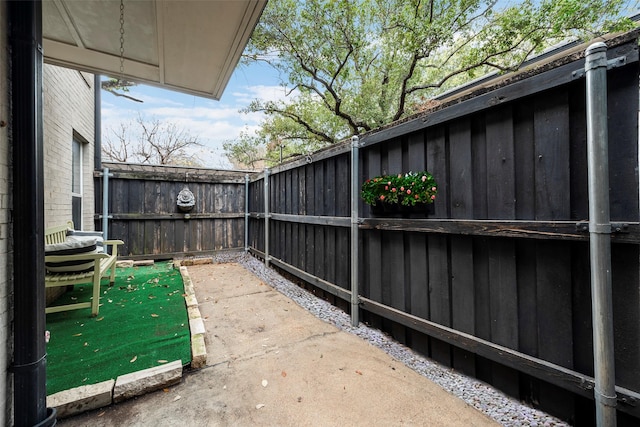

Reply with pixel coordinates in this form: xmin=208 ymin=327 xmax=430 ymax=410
xmin=58 ymin=262 xmax=498 ymax=426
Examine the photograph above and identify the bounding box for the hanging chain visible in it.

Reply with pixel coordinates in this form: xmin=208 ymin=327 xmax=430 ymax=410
xmin=118 ymin=0 xmax=125 ymax=82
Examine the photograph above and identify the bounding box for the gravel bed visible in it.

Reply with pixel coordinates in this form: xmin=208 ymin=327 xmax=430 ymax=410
xmin=211 ymin=252 xmax=569 ymax=427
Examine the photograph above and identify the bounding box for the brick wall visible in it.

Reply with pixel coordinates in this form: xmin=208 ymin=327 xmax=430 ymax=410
xmin=42 ymin=66 xmax=96 ymax=304
xmin=43 ymin=64 xmax=95 ymax=230
xmin=0 ymin=2 xmax=11 ymax=424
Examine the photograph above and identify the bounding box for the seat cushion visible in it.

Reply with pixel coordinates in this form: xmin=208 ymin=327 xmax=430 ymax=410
xmin=45 ymin=236 xmax=98 ymax=273
xmin=66 ymin=230 xmax=105 ymax=252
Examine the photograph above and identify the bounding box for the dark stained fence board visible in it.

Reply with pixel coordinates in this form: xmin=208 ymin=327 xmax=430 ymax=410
xmin=533 ymin=90 xmax=571 ymax=220
xmin=611 ymin=244 xmax=640 ymax=391
xmin=607 ymin=65 xmax=640 ymax=221
xmin=568 ymin=82 xmax=589 ymax=221
xmin=513 ymin=102 xmax=535 ymax=220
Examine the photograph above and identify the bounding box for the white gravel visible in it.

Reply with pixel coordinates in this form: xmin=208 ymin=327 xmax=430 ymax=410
xmin=210 ymin=252 xmax=569 ymax=427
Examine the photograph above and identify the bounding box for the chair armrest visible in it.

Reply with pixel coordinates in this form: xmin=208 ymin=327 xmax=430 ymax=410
xmin=104 ymin=240 xmax=124 ymax=246
xmin=104 ymin=240 xmax=124 ymax=258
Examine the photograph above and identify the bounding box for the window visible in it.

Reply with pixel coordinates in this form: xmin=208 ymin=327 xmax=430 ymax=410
xmin=72 ymin=137 xmax=83 ymax=228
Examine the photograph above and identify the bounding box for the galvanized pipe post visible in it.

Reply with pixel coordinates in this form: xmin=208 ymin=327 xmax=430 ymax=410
xmin=102 ymin=167 xmax=110 ymax=241
xmin=264 ymin=168 xmax=270 ymax=268
xmin=245 ymin=174 xmax=250 ymax=252
xmin=350 ymin=136 xmax=360 ymax=326
xmin=585 ymin=41 xmax=617 ymax=427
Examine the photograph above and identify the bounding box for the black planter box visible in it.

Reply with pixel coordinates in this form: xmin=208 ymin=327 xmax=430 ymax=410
xmin=369 ymin=201 xmax=435 ymax=218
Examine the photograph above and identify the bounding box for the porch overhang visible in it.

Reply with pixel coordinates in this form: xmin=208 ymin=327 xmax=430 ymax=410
xmin=42 ymin=0 xmax=266 ymax=100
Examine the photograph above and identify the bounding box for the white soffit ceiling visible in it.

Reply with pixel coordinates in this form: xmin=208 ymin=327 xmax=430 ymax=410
xmin=42 ymin=0 xmax=266 ymax=100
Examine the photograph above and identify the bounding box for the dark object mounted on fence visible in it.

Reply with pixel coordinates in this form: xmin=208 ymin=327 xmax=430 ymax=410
xmin=369 ymin=201 xmax=435 ymax=218
xmin=177 ymin=186 xmax=196 ymax=212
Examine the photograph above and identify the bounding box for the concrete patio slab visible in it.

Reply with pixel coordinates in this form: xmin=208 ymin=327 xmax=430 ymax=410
xmin=57 ymin=262 xmax=498 ymax=426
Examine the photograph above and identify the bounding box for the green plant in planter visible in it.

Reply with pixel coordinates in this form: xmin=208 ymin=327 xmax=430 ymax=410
xmin=361 ymin=171 xmax=437 ymax=206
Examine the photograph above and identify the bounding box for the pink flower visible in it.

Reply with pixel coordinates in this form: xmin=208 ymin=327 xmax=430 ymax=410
xmin=398 ymin=174 xmax=402 ymax=178
xmin=379 ymin=195 xmax=385 ymax=201
xmin=414 ymin=195 xmax=419 ymax=199
xmin=430 ymin=195 xmax=436 ymax=200
xmin=400 ymin=186 xmax=405 ymax=192
xmin=431 ymin=186 xmax=436 ymax=191
xmin=406 ymin=189 xmax=411 ymax=195
xmin=387 ymin=181 xmax=391 ymax=185
xmin=385 ymin=185 xmax=388 ymax=190
xmin=391 ymin=188 xmax=397 ymax=192
xmin=421 ymin=176 xmax=427 ymax=182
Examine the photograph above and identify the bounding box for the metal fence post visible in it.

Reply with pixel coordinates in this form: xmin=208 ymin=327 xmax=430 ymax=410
xmin=102 ymin=167 xmax=110 ymax=241
xmin=264 ymin=168 xmax=270 ymax=268
xmin=585 ymin=41 xmax=617 ymax=427
xmin=245 ymin=174 xmax=250 ymax=252
xmin=350 ymin=136 xmax=360 ymax=326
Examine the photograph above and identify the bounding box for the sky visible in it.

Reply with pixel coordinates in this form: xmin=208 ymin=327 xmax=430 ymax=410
xmin=100 ymin=61 xmax=288 ymax=169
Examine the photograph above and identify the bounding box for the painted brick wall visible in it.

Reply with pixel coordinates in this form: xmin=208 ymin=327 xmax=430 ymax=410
xmin=0 ymin=2 xmax=11 ymax=424
xmin=43 ymin=64 xmax=95 ymax=230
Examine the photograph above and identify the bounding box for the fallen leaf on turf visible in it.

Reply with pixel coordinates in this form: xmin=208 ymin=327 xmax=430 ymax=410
xmin=72 ymin=333 xmax=82 ymax=337
xmin=151 ymin=314 xmax=159 ymax=317
xmin=96 ymin=317 xmax=104 ymax=322
xmin=130 ymin=356 xmax=137 ymax=363
xmin=256 ymin=404 xmax=266 ymax=409
xmin=281 ymin=371 xmax=287 ymax=377
xmin=158 ymin=359 xmax=168 ymax=363
xmin=83 ymin=342 xmax=88 ymax=347
xmin=262 ymin=380 xmax=268 ymax=387
xmin=173 ymin=395 xmax=181 ymax=402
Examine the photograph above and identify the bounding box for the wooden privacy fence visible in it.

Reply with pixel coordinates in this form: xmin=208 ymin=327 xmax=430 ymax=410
xmin=94 ymin=163 xmax=246 ymax=258
xmin=247 ymin=32 xmax=640 ymax=425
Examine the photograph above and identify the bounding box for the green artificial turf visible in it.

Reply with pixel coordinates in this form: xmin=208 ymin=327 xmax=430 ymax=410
xmin=45 ymin=261 xmax=191 ymax=395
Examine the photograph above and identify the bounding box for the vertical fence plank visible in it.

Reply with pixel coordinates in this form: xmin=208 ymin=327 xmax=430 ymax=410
xmin=406 ymin=132 xmax=429 ymax=353
xmin=426 ymin=126 xmax=450 ymax=364
xmin=486 ymin=105 xmax=520 ymax=397
xmin=362 ymin=146 xmax=383 ymax=328
xmin=449 ymin=118 xmax=476 ymax=376
xmin=533 ymin=90 xmax=574 ymax=419
xmin=607 ymin=66 xmax=639 ymax=221
xmin=386 ymin=139 xmax=407 ymax=342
